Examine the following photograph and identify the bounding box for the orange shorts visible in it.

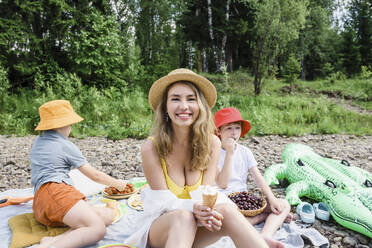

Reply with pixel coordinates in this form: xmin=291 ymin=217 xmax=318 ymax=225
xmin=33 ymin=182 xmax=86 ymax=227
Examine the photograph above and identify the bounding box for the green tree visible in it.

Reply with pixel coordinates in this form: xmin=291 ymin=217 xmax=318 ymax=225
xmin=247 ymin=0 xmax=308 ymax=95
xmin=0 ymin=0 xmax=74 ymax=88
xmin=300 ymin=5 xmax=330 ymax=79
xmin=180 ymin=0 xmax=247 ymax=73
xmin=0 ymin=0 xmax=133 ymax=89
xmin=284 ymin=53 xmax=301 ymax=91
xmin=135 ymin=0 xmax=185 ymax=84
xmin=68 ymin=10 xmax=127 ymax=88
xmin=347 ymin=0 xmax=372 ymax=68
xmin=280 ymin=0 xmax=343 ymax=80
xmin=340 ymin=27 xmax=362 ymax=76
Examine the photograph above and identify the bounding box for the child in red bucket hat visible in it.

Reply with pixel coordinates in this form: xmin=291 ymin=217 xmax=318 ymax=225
xmin=214 ymin=107 xmax=292 ymax=248
xmin=31 ymin=100 xmax=126 ymax=248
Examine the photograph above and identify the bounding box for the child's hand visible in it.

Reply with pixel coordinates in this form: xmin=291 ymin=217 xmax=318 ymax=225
xmin=113 ymin=180 xmax=127 ymax=192
xmin=193 ymin=202 xmax=223 ymax=232
xmin=270 ymin=197 xmax=285 ymax=215
xmin=222 ymin=138 xmax=236 ymax=154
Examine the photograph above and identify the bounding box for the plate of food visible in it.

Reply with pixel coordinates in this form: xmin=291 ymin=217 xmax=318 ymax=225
xmin=102 ymin=183 xmax=137 ymax=199
xmin=93 ymin=202 xmax=125 ymax=223
xmin=127 ymin=194 xmax=143 ymax=211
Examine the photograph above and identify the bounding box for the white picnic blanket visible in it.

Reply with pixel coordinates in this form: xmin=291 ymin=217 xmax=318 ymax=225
xmin=0 ymin=187 xmax=329 ymax=248
xmin=0 ymin=187 xmax=137 ymax=248
xmin=0 ymin=170 xmax=329 ymax=248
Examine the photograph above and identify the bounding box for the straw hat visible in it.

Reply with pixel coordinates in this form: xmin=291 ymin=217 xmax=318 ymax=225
xmin=214 ymin=107 xmax=251 ymax=138
xmin=35 ymin=100 xmax=84 ymax=131
xmin=148 ymin=68 xmax=217 ymax=110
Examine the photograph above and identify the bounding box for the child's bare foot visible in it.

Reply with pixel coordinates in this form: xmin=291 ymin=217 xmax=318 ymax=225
xmin=284 ymin=213 xmax=293 ymax=223
xmin=40 ymin=236 xmax=56 ymax=244
xmin=262 ymin=235 xmax=285 ymax=248
xmin=35 ymin=236 xmax=56 ymax=248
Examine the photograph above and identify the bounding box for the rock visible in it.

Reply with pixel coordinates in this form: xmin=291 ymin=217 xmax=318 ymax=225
xmin=109 ymin=169 xmax=121 ymax=177
xmin=343 ymin=237 xmax=357 ymax=247
xmin=333 ymin=230 xmax=349 ymax=237
xmin=250 ymin=137 xmax=260 ymax=144
xmin=321 ymin=225 xmax=337 ymax=232
xmin=354 ymin=234 xmax=369 ymax=245
xmin=312 ymin=219 xmax=322 ymax=229
xmin=355 ymin=245 xmax=369 ymax=248
xmin=101 ymin=162 xmax=113 ymax=167
xmin=333 ymin=237 xmax=342 ymax=243
xmin=4 ymin=160 xmax=15 ymax=166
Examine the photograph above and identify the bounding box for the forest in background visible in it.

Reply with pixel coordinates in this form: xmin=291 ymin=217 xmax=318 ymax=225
xmin=0 ymin=0 xmax=371 ymax=138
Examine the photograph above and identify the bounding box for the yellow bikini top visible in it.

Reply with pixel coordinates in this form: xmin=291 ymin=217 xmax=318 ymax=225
xmin=149 ymin=137 xmax=203 ymax=199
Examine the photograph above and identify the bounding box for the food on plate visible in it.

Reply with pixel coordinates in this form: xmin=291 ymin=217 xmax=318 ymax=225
xmin=128 ymin=194 xmax=143 ymax=211
xmin=104 ymin=183 xmax=134 ymax=195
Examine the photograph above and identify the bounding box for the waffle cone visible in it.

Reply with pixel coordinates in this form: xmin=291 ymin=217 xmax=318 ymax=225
xmin=202 ymin=193 xmax=217 ymax=209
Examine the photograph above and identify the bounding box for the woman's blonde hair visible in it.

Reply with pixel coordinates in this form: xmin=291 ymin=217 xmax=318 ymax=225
xmin=151 ymin=81 xmax=215 ymax=171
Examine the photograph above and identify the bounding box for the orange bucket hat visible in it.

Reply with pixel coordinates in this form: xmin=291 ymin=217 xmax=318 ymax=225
xmin=214 ymin=107 xmax=251 ymax=138
xmin=148 ymin=68 xmax=217 ymax=111
xmin=35 ymin=100 xmax=83 ymax=131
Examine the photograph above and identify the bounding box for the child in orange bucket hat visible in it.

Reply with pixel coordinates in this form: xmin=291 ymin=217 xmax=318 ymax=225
xmin=214 ymin=107 xmax=292 ymax=248
xmin=31 ymin=100 xmax=126 ymax=248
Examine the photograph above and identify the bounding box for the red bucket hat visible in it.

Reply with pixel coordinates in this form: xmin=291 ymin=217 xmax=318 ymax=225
xmin=214 ymin=108 xmax=251 ymax=138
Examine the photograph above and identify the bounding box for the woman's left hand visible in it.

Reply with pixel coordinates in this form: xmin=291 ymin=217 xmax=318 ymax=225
xmin=193 ymin=202 xmax=223 ymax=232
xmin=207 ymin=210 xmax=223 ymax=232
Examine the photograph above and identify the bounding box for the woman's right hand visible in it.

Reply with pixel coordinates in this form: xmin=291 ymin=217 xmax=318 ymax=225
xmin=193 ymin=202 xmax=223 ymax=232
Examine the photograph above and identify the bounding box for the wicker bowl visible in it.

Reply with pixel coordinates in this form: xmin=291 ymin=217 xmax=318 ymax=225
xmin=228 ymin=188 xmax=267 ymax=217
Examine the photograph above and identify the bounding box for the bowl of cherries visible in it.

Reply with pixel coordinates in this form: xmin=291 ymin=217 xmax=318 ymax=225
xmin=228 ymin=188 xmax=267 ymax=217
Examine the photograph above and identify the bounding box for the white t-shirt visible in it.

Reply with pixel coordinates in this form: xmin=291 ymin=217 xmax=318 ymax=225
xmin=217 ymin=143 xmax=257 ymax=194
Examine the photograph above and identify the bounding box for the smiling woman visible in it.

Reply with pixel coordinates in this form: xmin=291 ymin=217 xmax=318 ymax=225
xmin=124 ymin=68 xmax=269 ymax=248
xmin=150 ymin=69 xmax=216 ymax=172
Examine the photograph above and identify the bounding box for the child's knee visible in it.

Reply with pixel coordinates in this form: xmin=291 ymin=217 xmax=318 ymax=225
xmin=90 ymin=223 xmax=107 ymax=242
xmin=282 ymin=199 xmax=291 ymax=213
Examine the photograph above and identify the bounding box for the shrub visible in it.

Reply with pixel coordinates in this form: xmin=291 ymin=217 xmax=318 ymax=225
xmin=327 ymin=71 xmax=346 ymax=84
xmin=360 ymin=66 xmax=372 ymax=79
xmin=283 ymin=54 xmax=301 ymax=91
xmin=322 ymin=63 xmax=334 ymax=77
xmin=0 ymin=65 xmax=10 ymax=103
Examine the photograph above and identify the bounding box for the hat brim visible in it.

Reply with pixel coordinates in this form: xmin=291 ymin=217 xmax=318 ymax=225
xmin=148 ymin=72 xmax=217 ymax=110
xmin=240 ymin=120 xmax=251 ymax=137
xmin=216 ymin=119 xmax=251 ymax=138
xmin=35 ymin=113 xmax=83 ymax=131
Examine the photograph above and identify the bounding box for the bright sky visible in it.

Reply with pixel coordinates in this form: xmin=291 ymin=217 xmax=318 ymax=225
xmin=333 ymin=0 xmax=351 ymax=27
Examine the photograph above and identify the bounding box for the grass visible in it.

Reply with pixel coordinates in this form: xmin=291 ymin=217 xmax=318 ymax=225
xmin=209 ymin=73 xmax=372 ymax=136
xmin=295 ymin=78 xmax=372 ymax=110
xmin=0 ymin=72 xmax=371 ymax=139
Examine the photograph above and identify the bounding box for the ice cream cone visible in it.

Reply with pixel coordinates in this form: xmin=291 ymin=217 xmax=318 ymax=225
xmin=203 ymin=193 xmax=217 ymax=208
xmin=201 ymin=185 xmax=218 ymax=209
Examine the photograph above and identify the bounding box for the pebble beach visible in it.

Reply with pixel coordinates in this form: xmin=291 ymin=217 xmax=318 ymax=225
xmin=0 ymin=134 xmax=371 ymax=247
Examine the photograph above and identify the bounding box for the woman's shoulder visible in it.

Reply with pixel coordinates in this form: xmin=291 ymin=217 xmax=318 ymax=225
xmin=141 ymin=138 xmax=157 ymax=152
xmin=211 ymin=134 xmax=221 ymax=147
